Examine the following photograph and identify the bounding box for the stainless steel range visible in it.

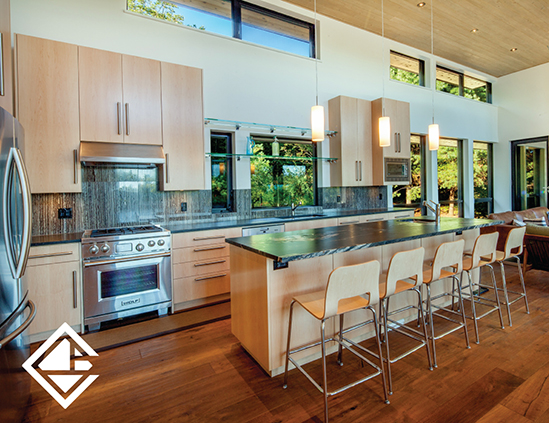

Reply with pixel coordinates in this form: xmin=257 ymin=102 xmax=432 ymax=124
xmin=81 ymin=225 xmax=172 ymax=331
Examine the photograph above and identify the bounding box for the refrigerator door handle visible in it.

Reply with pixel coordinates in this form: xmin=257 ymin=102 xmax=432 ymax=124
xmin=0 ymin=300 xmax=36 ymax=349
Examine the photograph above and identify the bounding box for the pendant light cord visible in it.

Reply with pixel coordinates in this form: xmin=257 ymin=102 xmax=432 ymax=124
xmin=381 ymin=0 xmax=385 ymax=115
xmin=431 ymin=0 xmax=435 ymax=125
xmin=314 ymin=0 xmax=319 ymax=106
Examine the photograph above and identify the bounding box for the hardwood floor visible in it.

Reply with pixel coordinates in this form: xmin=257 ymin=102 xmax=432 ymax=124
xmin=23 ymin=265 xmax=549 ymax=423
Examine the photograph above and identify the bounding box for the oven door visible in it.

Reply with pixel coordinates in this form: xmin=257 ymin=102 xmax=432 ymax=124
xmin=83 ymin=253 xmax=171 ymax=322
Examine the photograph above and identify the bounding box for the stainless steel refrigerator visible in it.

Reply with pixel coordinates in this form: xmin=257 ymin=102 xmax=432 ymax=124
xmin=0 ymin=106 xmax=35 ymax=422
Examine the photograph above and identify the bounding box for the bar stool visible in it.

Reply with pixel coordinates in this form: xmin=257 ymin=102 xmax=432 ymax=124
xmin=494 ymin=226 xmax=529 ymax=326
xmin=379 ymin=247 xmax=433 ymax=395
xmin=283 ymin=260 xmax=389 ymax=423
xmin=458 ymin=231 xmax=505 ymax=344
xmin=422 ymin=239 xmax=470 ymax=368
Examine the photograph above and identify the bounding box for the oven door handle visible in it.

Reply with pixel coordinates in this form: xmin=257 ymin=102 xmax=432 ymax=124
xmin=83 ymin=252 xmax=171 ymax=267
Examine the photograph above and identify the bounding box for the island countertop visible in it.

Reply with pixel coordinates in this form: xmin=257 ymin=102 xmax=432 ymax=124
xmin=226 ymin=217 xmax=503 ymax=263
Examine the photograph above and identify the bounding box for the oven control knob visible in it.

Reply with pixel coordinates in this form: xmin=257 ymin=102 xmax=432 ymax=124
xmin=89 ymin=244 xmax=99 ymax=255
xmin=101 ymin=243 xmax=110 ymax=253
xmin=136 ymin=243 xmax=145 ymax=252
xmin=148 ymin=240 xmax=156 ymax=247
xmin=157 ymin=239 xmax=165 ymax=246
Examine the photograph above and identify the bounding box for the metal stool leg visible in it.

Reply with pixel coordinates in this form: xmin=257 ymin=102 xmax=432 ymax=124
xmin=337 ymin=314 xmax=344 ymax=366
xmin=321 ymin=319 xmax=329 ymax=423
xmin=515 ymin=256 xmax=530 ymax=314
xmin=487 ymin=264 xmax=504 ymax=329
xmin=454 ymin=275 xmax=471 ymax=349
xmin=416 ymin=288 xmax=434 ymax=371
xmin=465 ymin=270 xmax=480 ymax=344
xmin=381 ymin=298 xmax=393 ymax=395
xmin=426 ymin=284 xmax=437 ymax=368
xmin=283 ymin=300 xmax=296 ymax=389
xmin=499 ymin=261 xmax=513 ymax=327
xmin=371 ymin=307 xmax=390 ymax=404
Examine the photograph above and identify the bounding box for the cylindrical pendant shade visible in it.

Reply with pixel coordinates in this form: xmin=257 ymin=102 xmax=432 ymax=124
xmin=428 ymin=124 xmax=440 ymax=151
xmin=379 ymin=116 xmax=391 ymax=147
xmin=311 ymin=105 xmax=325 ymax=142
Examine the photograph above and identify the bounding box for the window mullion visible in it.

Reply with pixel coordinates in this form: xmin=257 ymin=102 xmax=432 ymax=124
xmin=232 ymin=0 xmax=242 ymax=40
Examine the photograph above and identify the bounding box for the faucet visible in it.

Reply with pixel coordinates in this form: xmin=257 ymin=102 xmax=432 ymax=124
xmin=291 ymin=201 xmax=303 ymax=217
xmin=423 ymin=200 xmax=441 ymax=224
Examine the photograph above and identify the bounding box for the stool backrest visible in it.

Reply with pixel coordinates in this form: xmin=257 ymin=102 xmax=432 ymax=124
xmin=384 ymin=247 xmax=425 ymax=297
xmin=503 ymin=226 xmax=526 ymax=259
xmin=324 ymin=260 xmax=381 ymax=319
xmin=431 ymin=239 xmax=465 ymax=281
xmin=471 ymin=231 xmax=499 ymax=267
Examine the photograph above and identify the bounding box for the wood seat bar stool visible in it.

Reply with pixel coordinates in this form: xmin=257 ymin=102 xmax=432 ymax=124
xmin=283 ymin=260 xmax=389 ymax=423
xmin=458 ymin=232 xmax=505 ymax=344
xmin=494 ymin=226 xmax=529 ymax=326
xmin=422 ymin=239 xmax=470 ymax=368
xmin=379 ymin=247 xmax=433 ymax=395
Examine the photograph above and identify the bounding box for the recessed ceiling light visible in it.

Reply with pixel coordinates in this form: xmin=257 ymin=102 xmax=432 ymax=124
xmin=510 ymin=47 xmax=518 ymax=52
xmin=417 ymin=2 xmax=426 ymax=7
xmin=471 ymin=28 xmax=478 ymax=33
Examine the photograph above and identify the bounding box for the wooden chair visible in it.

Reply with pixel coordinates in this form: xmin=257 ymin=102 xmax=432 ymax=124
xmin=422 ymin=239 xmax=470 ymax=368
xmin=458 ymin=231 xmax=505 ymax=344
xmin=283 ymin=260 xmax=389 ymax=423
xmin=379 ymin=247 xmax=433 ymax=395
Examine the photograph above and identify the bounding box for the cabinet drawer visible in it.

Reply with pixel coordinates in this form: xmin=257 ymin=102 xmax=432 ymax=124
xmin=172 ymin=228 xmax=241 ymax=248
xmin=173 ymin=243 xmax=229 ymax=264
xmin=174 ymin=257 xmax=230 ymax=278
xmin=27 ymin=243 xmax=80 ymax=266
xmin=363 ymin=213 xmax=389 ymax=222
xmin=173 ymin=272 xmax=230 ymax=303
xmin=338 ymin=216 xmax=362 ymax=225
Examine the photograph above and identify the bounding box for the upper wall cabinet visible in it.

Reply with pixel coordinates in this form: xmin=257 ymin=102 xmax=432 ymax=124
xmin=79 ymin=47 xmax=162 ymax=145
xmin=0 ymin=0 xmax=13 ymax=114
xmin=328 ymin=95 xmax=373 ymax=187
xmin=371 ymin=97 xmax=411 ymax=185
xmin=16 ymin=35 xmax=81 ymax=193
xmin=159 ymin=62 xmax=205 ymax=191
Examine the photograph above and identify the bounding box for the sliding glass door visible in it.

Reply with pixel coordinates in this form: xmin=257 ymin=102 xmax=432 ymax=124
xmin=511 ymin=137 xmax=548 ymax=211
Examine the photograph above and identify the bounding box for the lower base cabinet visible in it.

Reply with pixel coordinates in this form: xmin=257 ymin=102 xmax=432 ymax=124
xmin=24 ymin=243 xmax=81 ymax=342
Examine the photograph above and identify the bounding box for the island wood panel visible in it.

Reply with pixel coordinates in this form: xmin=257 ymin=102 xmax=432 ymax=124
xmin=0 ymin=0 xmax=12 ymax=114
xmin=160 ymin=62 xmax=205 ymax=191
xmin=283 ymin=218 xmax=338 ymax=231
xmin=121 ymin=54 xmax=162 ymax=145
xmin=173 ymin=272 xmax=230 ymax=304
xmin=16 ymin=35 xmax=81 ymax=193
xmin=79 ymin=46 xmax=124 ymax=143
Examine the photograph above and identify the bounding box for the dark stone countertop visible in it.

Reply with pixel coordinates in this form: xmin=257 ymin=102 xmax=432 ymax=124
xmin=29 ymin=208 xmax=413 ymax=246
xmin=225 ymin=217 xmax=504 ymax=264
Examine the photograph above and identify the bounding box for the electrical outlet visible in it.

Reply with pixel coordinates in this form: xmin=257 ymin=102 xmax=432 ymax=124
xmin=58 ymin=208 xmax=72 ymax=219
xmin=180 ymin=202 xmax=187 ymax=212
xmin=379 ymin=193 xmax=383 ymax=200
xmin=336 ymin=195 xmax=341 ymax=203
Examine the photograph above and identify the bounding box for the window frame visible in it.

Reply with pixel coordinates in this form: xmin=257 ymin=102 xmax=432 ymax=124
xmin=473 ymin=142 xmax=494 ymax=217
xmin=210 ymin=132 xmax=235 ymax=213
xmin=437 ymin=138 xmax=464 ymax=218
xmin=436 ymin=65 xmax=492 ymax=103
xmin=389 ymin=51 xmax=425 ymax=87
xmin=392 ymin=134 xmax=426 ymax=215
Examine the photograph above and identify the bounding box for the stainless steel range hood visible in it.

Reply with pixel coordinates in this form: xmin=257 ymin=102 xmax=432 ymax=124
xmin=79 ymin=141 xmax=165 ymax=166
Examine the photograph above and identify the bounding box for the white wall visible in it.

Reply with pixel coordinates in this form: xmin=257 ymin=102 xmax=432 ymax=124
xmin=496 ymin=62 xmax=549 ymax=212
xmin=11 ymin=0 xmax=500 ymax=212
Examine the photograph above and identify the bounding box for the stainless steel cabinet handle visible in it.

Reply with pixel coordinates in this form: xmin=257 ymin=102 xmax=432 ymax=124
xmin=0 ymin=33 xmax=4 ymax=97
xmin=73 ymin=149 xmax=78 ymax=184
xmin=193 ymin=245 xmax=226 ymax=252
xmin=394 ymin=133 xmax=398 ymax=153
xmin=398 ymin=133 xmax=401 ymax=153
xmin=29 ymin=251 xmax=73 ymax=260
xmin=165 ymin=153 xmax=169 ymax=184
xmin=125 ymin=103 xmax=130 ymax=135
xmin=340 ymin=220 xmax=359 ymax=225
xmin=359 ymin=161 xmax=362 ymax=181
xmin=73 ymin=270 xmax=77 ymax=309
xmin=193 ymin=235 xmax=225 ymax=241
xmin=194 ymin=259 xmax=226 ymax=267
xmin=355 ymin=161 xmax=358 ymax=181
xmin=366 ymin=218 xmax=383 ymax=222
xmin=84 ymin=252 xmax=170 ymax=267
xmin=0 ymin=301 xmax=36 ymax=349
xmin=195 ymin=273 xmax=227 ymax=282
xmin=117 ymin=102 xmax=122 ymax=135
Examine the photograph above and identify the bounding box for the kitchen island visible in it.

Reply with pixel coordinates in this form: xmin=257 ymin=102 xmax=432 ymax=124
xmin=226 ymin=217 xmax=502 ymax=376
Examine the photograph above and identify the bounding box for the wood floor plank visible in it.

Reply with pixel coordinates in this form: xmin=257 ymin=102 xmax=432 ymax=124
xmin=475 ymin=404 xmax=533 ymax=423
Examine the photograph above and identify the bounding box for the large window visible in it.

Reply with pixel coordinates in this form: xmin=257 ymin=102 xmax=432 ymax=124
xmin=127 ymin=0 xmax=316 ymax=58
xmin=473 ymin=142 xmax=493 ymax=218
xmin=392 ymin=135 xmax=425 ymax=215
xmin=211 ymin=133 xmax=234 ymax=212
xmin=390 ymin=51 xmax=425 ymax=86
xmin=436 ymin=66 xmax=492 ymax=103
xmin=438 ymin=138 xmax=463 ymax=217
xmin=251 ymin=137 xmax=316 ymax=208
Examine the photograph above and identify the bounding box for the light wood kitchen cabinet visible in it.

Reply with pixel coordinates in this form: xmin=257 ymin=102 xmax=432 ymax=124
xmin=328 ymin=95 xmax=372 ymax=187
xmin=23 ymin=243 xmax=81 ymax=342
xmin=16 ymin=34 xmax=81 ymax=194
xmin=284 ymin=218 xmax=338 ymax=231
xmin=79 ymin=47 xmax=162 ymax=145
xmin=160 ymin=62 xmax=205 ymax=191
xmin=371 ymin=97 xmax=411 ymax=185
xmin=172 ymin=227 xmax=240 ymax=311
xmin=0 ymin=0 xmax=13 ymax=114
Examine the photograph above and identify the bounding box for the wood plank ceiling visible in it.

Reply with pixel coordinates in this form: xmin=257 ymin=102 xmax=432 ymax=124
xmin=285 ymin=0 xmax=549 ymax=77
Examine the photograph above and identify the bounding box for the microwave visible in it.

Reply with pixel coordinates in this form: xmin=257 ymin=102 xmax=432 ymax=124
xmin=385 ymin=157 xmax=410 ymax=183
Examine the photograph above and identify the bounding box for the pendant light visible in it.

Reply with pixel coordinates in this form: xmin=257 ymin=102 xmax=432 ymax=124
xmin=378 ymin=0 xmax=391 ymax=147
xmin=428 ymin=0 xmax=439 ymax=151
xmin=310 ymin=0 xmax=324 ymax=142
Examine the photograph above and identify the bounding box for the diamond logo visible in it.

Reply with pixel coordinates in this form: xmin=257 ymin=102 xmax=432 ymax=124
xmin=22 ymin=322 xmax=99 ymax=409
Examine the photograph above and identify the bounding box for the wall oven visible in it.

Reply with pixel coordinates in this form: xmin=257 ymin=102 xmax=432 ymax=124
xmin=81 ymin=225 xmax=171 ymax=331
